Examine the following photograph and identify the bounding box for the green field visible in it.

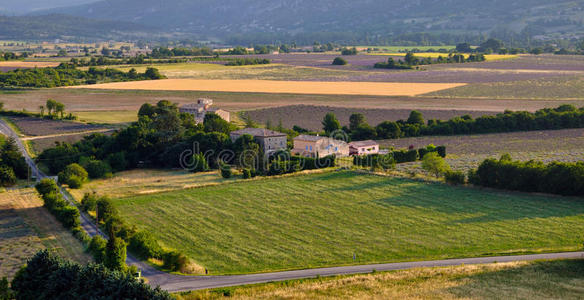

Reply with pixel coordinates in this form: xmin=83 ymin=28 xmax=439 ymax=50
xmin=114 ymin=171 xmax=584 ymax=274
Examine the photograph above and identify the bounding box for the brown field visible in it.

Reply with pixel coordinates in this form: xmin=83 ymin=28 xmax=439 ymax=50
xmin=177 ymin=260 xmax=584 ymax=300
xmin=2 ymin=89 xmax=584 ymax=122
xmin=0 ymin=189 xmax=91 ymax=280
xmin=244 ymin=105 xmax=497 ymax=131
xmin=0 ymin=61 xmax=60 ymax=68
xmin=66 ymin=79 xmax=466 ymax=97
xmin=379 ymin=128 xmax=584 ymax=173
xmin=6 ymin=116 xmax=109 ymax=136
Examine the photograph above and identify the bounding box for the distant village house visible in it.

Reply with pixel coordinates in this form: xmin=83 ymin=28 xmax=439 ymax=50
xmin=230 ymin=128 xmax=288 ymax=155
xmin=349 ymin=140 xmax=379 ymax=156
xmin=179 ymin=98 xmax=230 ymax=123
xmin=293 ymin=135 xmax=349 ymax=157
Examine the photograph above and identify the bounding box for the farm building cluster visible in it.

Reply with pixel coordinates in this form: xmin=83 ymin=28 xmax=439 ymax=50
xmin=230 ymin=128 xmax=380 ymax=157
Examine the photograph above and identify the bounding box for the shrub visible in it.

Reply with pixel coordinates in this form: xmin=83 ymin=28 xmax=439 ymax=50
xmin=421 ymin=152 xmax=451 ymax=177
xmin=128 ymin=231 xmax=163 ymax=260
xmin=162 ymin=251 xmax=189 ymax=272
xmin=81 ymin=192 xmax=98 ymax=212
xmin=88 ymin=235 xmax=107 ymax=263
xmin=192 ymin=153 xmax=209 ymax=173
xmin=35 ymin=178 xmax=58 ymax=196
xmin=104 ymin=236 xmax=126 ymax=271
xmin=66 ymin=175 xmax=83 ymax=189
xmin=220 ymin=165 xmax=232 ymax=179
xmin=56 ymin=206 xmax=80 ymax=229
xmin=445 ymin=170 xmax=466 ymax=185
xmin=96 ymin=197 xmax=116 ymax=223
xmin=332 ymin=57 xmax=347 ymax=65
xmin=436 ymin=146 xmax=447 ymax=158
xmin=0 ymin=166 xmax=16 ymax=187
xmin=242 ymin=168 xmax=252 ymax=179
xmin=85 ymin=160 xmax=112 ymax=179
xmin=58 ymin=163 xmax=88 ymax=186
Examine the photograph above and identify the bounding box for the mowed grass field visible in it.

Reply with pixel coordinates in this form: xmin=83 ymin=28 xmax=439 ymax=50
xmin=177 ymin=260 xmax=584 ymax=300
xmin=67 ymin=79 xmax=465 ymax=96
xmin=0 ymin=189 xmax=91 ymax=279
xmin=113 ymin=171 xmax=584 ymax=275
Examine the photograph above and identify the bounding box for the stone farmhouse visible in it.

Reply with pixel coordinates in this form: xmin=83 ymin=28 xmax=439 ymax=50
xmin=293 ymin=135 xmax=350 ymax=157
xmin=230 ymin=128 xmax=288 ymax=155
xmin=179 ymin=98 xmax=230 ymax=124
xmin=349 ymin=140 xmax=379 ymax=156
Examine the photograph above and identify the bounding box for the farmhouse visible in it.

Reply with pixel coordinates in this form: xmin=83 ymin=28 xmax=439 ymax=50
xmin=230 ymin=128 xmax=288 ymax=155
xmin=349 ymin=140 xmax=379 ymax=156
xmin=293 ymin=135 xmax=350 ymax=157
xmin=179 ymin=98 xmax=230 ymax=123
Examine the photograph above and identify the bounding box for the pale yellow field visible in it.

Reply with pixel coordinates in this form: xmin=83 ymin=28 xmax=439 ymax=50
xmin=0 ymin=61 xmax=61 ymax=68
xmin=67 ymin=79 xmax=466 ymax=96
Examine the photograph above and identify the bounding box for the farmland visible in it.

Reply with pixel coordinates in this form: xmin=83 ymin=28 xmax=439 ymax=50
xmin=380 ymin=128 xmax=584 ymax=174
xmin=177 ymin=260 xmax=584 ymax=300
xmin=5 ymin=116 xmax=108 ymax=136
xmin=243 ymin=105 xmax=497 ymax=131
xmin=66 ymin=79 xmax=466 ymax=97
xmin=112 ymin=171 xmax=584 ymax=275
xmin=0 ymin=189 xmax=91 ymax=280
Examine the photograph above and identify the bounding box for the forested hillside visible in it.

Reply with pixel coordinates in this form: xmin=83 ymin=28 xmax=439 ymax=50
xmin=48 ymin=0 xmax=584 ymax=44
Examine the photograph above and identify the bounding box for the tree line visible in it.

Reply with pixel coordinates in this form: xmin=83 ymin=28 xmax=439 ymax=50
xmin=469 ymin=155 xmax=584 ymax=197
xmin=4 ymin=250 xmax=172 ymax=299
xmin=374 ymin=52 xmax=486 ymax=69
xmin=317 ymin=105 xmax=584 ymax=142
xmin=0 ymin=137 xmax=28 ymax=187
xmin=0 ymin=64 xmax=165 ymax=89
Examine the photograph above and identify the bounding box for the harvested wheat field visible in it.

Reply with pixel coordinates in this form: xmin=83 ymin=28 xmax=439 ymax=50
xmin=0 ymin=61 xmax=61 ymax=68
xmin=67 ymin=79 xmax=466 ymax=96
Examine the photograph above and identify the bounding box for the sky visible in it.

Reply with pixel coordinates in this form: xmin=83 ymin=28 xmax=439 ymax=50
xmin=0 ymin=0 xmax=97 ymax=14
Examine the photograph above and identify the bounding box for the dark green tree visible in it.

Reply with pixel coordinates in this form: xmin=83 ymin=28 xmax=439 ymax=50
xmin=322 ymin=113 xmax=341 ymax=135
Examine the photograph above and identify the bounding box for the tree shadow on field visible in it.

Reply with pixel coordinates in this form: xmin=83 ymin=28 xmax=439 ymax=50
xmin=362 ymin=177 xmax=584 ymax=224
xmin=446 ymin=259 xmax=584 ymax=299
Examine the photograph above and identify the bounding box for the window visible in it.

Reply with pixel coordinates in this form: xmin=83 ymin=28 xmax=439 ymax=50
xmin=310 ymin=146 xmax=313 ymax=151
xmin=335 ymin=147 xmax=338 ymax=151
xmin=306 ymin=146 xmax=309 ymax=150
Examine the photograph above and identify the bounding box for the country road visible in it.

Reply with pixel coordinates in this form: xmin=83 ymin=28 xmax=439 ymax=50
xmin=1 ymin=118 xmax=583 ymax=293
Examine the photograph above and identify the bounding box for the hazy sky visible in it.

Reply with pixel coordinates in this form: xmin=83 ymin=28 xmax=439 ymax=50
xmin=0 ymin=0 xmax=98 ymax=13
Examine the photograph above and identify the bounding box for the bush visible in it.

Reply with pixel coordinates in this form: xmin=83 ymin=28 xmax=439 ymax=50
xmin=0 ymin=166 xmax=16 ymax=187
xmin=96 ymin=197 xmax=116 ymax=223
xmin=66 ymin=175 xmax=83 ymax=189
xmin=85 ymin=160 xmax=112 ymax=179
xmin=81 ymin=192 xmax=98 ymax=212
xmin=421 ymin=152 xmax=450 ymax=177
xmin=192 ymin=153 xmax=209 ymax=173
xmin=55 ymin=205 xmax=80 ymax=229
xmin=128 ymin=231 xmax=163 ymax=260
xmin=242 ymin=168 xmax=252 ymax=179
xmin=35 ymin=178 xmax=58 ymax=196
xmin=436 ymin=146 xmax=447 ymax=158
xmin=332 ymin=57 xmax=347 ymax=65
xmin=162 ymin=251 xmax=189 ymax=272
xmin=445 ymin=170 xmax=466 ymax=185
xmin=88 ymin=235 xmax=107 ymax=263
xmin=58 ymin=163 xmax=88 ymax=186
xmin=220 ymin=165 xmax=232 ymax=179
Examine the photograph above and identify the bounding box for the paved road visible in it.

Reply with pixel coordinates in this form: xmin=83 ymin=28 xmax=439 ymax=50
xmin=153 ymin=251 xmax=584 ymax=292
xmin=2 ymin=119 xmax=583 ymax=292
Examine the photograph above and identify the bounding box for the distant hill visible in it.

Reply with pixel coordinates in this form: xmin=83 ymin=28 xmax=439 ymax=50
xmin=48 ymin=0 xmax=584 ymax=44
xmin=0 ymin=14 xmax=158 ymax=40
xmin=0 ymin=0 xmax=97 ymax=14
